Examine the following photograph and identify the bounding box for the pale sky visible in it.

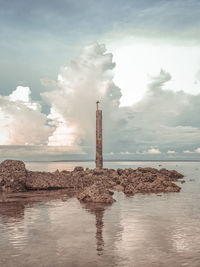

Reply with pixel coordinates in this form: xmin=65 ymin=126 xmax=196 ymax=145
xmin=0 ymin=0 xmax=200 ymax=160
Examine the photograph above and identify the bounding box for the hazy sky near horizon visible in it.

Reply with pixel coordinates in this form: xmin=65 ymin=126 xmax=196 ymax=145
xmin=0 ymin=0 xmax=200 ymax=160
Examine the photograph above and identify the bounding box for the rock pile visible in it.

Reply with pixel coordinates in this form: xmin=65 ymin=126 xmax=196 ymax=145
xmin=0 ymin=160 xmax=184 ymax=204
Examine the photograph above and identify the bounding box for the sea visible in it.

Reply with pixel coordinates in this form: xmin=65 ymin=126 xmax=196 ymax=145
xmin=0 ymin=161 xmax=200 ymax=267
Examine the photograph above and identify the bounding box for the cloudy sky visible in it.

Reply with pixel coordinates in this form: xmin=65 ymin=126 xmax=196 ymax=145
xmin=0 ymin=0 xmax=200 ymax=161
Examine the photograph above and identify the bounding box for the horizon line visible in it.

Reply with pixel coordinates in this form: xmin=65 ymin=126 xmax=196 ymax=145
xmin=21 ymin=159 xmax=200 ymax=163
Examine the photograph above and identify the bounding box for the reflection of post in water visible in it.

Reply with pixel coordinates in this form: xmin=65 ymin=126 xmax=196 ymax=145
xmin=82 ymin=203 xmax=107 ymax=256
xmin=95 ymin=208 xmax=104 ymax=255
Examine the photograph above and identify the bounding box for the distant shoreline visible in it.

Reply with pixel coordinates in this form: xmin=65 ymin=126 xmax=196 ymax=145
xmin=23 ymin=159 xmax=200 ymax=163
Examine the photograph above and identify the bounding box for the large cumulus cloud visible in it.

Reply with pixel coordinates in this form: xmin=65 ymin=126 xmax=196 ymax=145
xmin=0 ymin=43 xmax=200 ymax=160
xmin=42 ymin=44 xmax=200 ymax=158
xmin=42 ymin=43 xmax=123 ymax=154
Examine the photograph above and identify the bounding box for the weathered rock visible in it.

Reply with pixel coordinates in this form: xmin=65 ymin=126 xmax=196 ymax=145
xmin=123 ymin=174 xmax=181 ymax=196
xmin=93 ymin=168 xmax=104 ymax=175
xmin=26 ymin=171 xmax=75 ymax=190
xmin=0 ymin=160 xmax=185 ymax=203
xmin=159 ymin=168 xmax=184 ymax=180
xmin=77 ymin=183 xmax=115 ymax=204
xmin=117 ymin=168 xmax=123 ymax=176
xmin=74 ymin=166 xmax=84 ymax=172
xmin=113 ymin=184 xmax=124 ymax=191
xmin=53 ymin=169 xmax=60 ymax=175
xmin=0 ymin=160 xmax=27 ymax=192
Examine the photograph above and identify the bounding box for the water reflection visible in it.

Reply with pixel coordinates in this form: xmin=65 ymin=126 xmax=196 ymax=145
xmin=0 ymin=201 xmax=25 ymax=222
xmin=0 ymin=192 xmax=111 ymax=259
xmin=0 ymin=161 xmax=200 ymax=266
xmin=82 ymin=203 xmax=109 ymax=255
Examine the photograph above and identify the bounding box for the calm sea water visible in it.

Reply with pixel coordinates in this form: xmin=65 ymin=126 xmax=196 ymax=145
xmin=0 ymin=161 xmax=200 ymax=267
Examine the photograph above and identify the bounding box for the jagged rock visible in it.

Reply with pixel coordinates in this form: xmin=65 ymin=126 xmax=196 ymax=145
xmin=74 ymin=166 xmax=84 ymax=172
xmin=93 ymin=168 xmax=104 ymax=175
xmin=26 ymin=171 xmax=75 ymax=190
xmin=0 ymin=160 xmax=185 ymax=202
xmin=53 ymin=169 xmax=60 ymax=175
xmin=123 ymin=175 xmax=181 ymax=196
xmin=159 ymin=168 xmax=184 ymax=180
xmin=117 ymin=168 xmax=123 ymax=176
xmin=77 ymin=183 xmax=115 ymax=204
xmin=113 ymin=185 xmax=124 ymax=191
xmin=0 ymin=160 xmax=27 ymax=192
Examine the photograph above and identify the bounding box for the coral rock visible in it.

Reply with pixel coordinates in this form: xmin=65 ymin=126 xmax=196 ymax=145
xmin=0 ymin=160 xmax=27 ymax=192
xmin=77 ymin=183 xmax=115 ymax=204
xmin=74 ymin=166 xmax=84 ymax=172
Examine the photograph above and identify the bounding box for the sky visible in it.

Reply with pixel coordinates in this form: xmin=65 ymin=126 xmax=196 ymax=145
xmin=0 ymin=0 xmax=200 ymax=161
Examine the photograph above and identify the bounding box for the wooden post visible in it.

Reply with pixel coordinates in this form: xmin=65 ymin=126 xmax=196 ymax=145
xmin=96 ymin=102 xmax=103 ymax=169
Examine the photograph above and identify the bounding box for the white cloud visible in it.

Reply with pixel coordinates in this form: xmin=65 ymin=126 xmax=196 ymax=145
xmin=120 ymin=151 xmax=133 ymax=155
xmin=183 ymin=150 xmax=194 ymax=154
xmin=144 ymin=148 xmax=161 ymax=154
xmin=111 ymin=42 xmax=200 ymax=106
xmin=195 ymin=148 xmax=200 ymax=153
xmin=184 ymin=147 xmax=200 ymax=154
xmin=0 ymin=86 xmax=53 ymax=145
xmin=42 ymin=43 xmax=122 ymax=152
xmin=167 ymin=150 xmax=177 ymax=154
xmin=47 ymin=108 xmax=80 ymax=148
xmin=9 ymin=86 xmax=30 ymax=102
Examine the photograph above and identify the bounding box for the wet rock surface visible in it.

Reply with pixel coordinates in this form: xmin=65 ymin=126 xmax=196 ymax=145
xmin=0 ymin=160 xmax=184 ymax=204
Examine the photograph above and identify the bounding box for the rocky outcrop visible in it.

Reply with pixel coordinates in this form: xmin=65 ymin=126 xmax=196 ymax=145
xmin=117 ymin=167 xmax=182 ymax=196
xmin=0 ymin=160 xmax=27 ymax=192
xmin=77 ymin=182 xmax=115 ymax=204
xmin=0 ymin=160 xmax=184 ymax=203
xmin=26 ymin=171 xmax=71 ymax=190
xmin=73 ymin=166 xmax=84 ymax=172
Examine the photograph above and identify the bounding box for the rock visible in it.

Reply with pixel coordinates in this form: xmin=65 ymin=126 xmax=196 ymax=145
xmin=123 ymin=171 xmax=181 ymax=196
xmin=26 ymin=171 xmax=75 ymax=190
xmin=0 ymin=160 xmax=184 ymax=202
xmin=159 ymin=168 xmax=184 ymax=180
xmin=117 ymin=168 xmax=123 ymax=176
xmin=53 ymin=169 xmax=60 ymax=175
xmin=74 ymin=166 xmax=84 ymax=172
xmin=0 ymin=160 xmax=27 ymax=192
xmin=93 ymin=168 xmax=104 ymax=175
xmin=113 ymin=185 xmax=124 ymax=191
xmin=77 ymin=183 xmax=116 ymax=204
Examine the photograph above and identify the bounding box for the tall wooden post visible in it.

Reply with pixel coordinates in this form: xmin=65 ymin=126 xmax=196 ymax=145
xmin=96 ymin=101 xmax=103 ymax=169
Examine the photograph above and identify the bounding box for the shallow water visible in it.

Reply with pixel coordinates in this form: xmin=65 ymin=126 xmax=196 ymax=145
xmin=0 ymin=161 xmax=200 ymax=267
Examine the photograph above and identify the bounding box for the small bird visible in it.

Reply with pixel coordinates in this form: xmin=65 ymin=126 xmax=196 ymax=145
xmin=96 ymin=101 xmax=100 ymax=110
